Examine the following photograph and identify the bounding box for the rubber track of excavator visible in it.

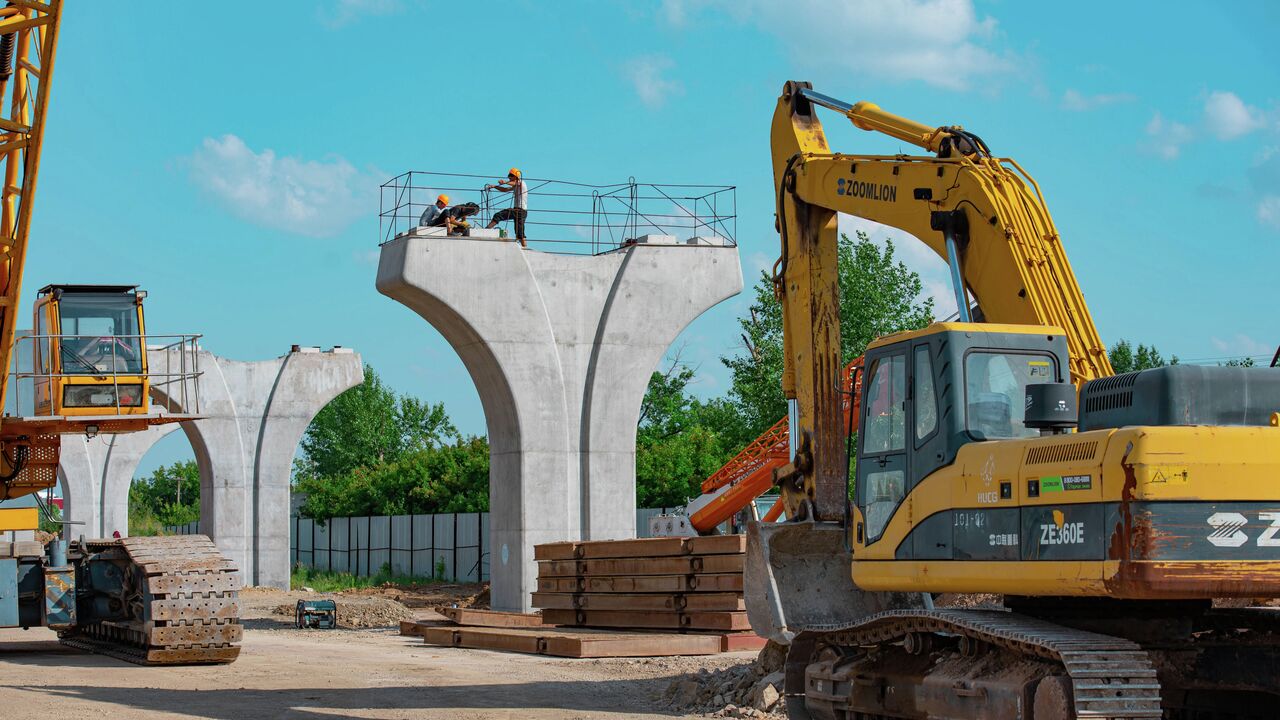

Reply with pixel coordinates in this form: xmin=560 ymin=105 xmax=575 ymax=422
xmin=804 ymin=609 xmax=1163 ymax=719
xmin=59 ymin=535 xmax=242 ymax=665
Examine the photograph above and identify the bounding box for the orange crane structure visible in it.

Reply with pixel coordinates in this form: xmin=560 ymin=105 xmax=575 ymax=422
xmin=687 ymin=357 xmax=863 ymax=533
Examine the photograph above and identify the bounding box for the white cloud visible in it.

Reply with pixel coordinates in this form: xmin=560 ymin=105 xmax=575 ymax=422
xmin=1143 ymin=112 xmax=1194 ymax=160
xmin=320 ymin=0 xmax=401 ymax=28
xmin=1248 ymin=147 xmax=1280 ymax=231
xmin=1061 ymin=89 xmax=1135 ymax=112
xmin=1210 ymin=334 xmax=1272 ymax=357
xmin=187 ymin=135 xmax=380 ymax=239
xmin=1258 ymin=196 xmax=1280 ymax=229
xmin=624 ymin=55 xmax=684 ymax=109
xmin=684 ymin=0 xmax=1011 ymax=91
xmin=1203 ymin=90 xmax=1265 ymax=140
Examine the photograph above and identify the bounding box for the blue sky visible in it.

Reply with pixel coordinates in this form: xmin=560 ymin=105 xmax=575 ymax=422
xmin=30 ymin=1 xmax=1279 ymax=474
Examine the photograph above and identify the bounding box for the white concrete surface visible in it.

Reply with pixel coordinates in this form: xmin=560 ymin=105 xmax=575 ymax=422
xmin=59 ymin=346 xmax=362 ymax=589
xmin=376 ymin=237 xmax=741 ymax=611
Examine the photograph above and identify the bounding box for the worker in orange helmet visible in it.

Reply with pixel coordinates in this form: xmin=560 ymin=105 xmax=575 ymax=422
xmin=419 ymin=193 xmax=450 ymax=227
xmin=485 ymin=168 xmax=528 ymax=247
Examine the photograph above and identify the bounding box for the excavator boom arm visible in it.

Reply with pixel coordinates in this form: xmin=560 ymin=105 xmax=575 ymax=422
xmin=771 ymin=81 xmax=1110 ymax=520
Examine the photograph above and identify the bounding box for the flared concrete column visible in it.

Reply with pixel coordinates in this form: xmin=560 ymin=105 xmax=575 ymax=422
xmin=376 ymin=237 xmax=741 ymax=611
xmin=57 ymin=346 xmax=362 ymax=589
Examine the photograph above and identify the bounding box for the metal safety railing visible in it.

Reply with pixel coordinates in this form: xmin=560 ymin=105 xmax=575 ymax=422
xmin=379 ymin=170 xmax=737 ymax=255
xmin=5 ymin=333 xmax=203 ymax=418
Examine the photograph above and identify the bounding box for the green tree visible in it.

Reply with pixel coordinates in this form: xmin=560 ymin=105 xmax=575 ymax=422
xmin=1109 ymin=340 xmax=1178 ymax=374
xmin=634 ymin=359 xmax=745 ymax=507
xmin=129 ymin=460 xmax=201 ymax=533
xmin=1224 ymin=357 xmax=1256 ymax=367
xmin=722 ymin=231 xmax=934 ymax=441
xmin=297 ymin=365 xmax=456 ymax=480
xmin=295 ymin=436 xmax=490 ymax=520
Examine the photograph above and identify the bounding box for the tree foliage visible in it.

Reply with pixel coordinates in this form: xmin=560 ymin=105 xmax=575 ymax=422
xmin=634 ymin=360 xmax=745 ymax=508
xmin=295 ymin=436 xmax=490 ymax=520
xmin=722 ymin=231 xmax=934 ymax=440
xmin=1109 ymin=339 xmax=1178 ymax=374
xmin=297 ymin=365 xmax=456 ymax=480
xmin=129 ymin=460 xmax=201 ymax=534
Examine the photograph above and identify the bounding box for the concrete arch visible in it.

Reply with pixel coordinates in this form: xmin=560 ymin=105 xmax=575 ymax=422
xmin=57 ymin=345 xmax=363 ymax=589
xmin=377 ymin=237 xmax=742 ymax=610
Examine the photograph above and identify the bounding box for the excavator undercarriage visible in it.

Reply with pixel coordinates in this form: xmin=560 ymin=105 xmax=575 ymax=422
xmin=783 ymin=600 xmax=1280 ymax=720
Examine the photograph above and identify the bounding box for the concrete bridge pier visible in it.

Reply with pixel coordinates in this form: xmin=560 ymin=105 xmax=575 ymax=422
xmin=376 ymin=237 xmax=742 ymax=611
xmin=58 ymin=346 xmax=362 ymax=589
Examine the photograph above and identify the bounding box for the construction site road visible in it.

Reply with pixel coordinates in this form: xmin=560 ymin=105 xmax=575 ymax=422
xmin=0 ymin=624 xmax=754 ymax=719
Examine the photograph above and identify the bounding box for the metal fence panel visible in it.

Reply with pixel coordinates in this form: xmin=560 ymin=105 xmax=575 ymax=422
xmin=433 ymin=513 xmax=455 ymax=581
xmin=369 ymin=515 xmax=391 ymax=576
xmin=313 ymin=520 xmax=331 ymax=572
xmin=479 ymin=512 xmax=489 ymax=582
xmin=390 ymin=514 xmax=412 ymax=576
xmin=411 ymin=514 xmax=434 ymax=578
xmin=454 ymin=513 xmax=481 ymax=583
xmin=330 ymin=518 xmax=350 ymax=574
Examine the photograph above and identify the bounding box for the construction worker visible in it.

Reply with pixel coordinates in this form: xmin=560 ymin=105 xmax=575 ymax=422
xmin=485 ymin=168 xmax=528 ymax=247
xmin=418 ymin=194 xmax=450 ymax=227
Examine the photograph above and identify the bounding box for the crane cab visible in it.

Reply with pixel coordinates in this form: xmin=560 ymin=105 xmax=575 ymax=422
xmin=31 ymin=284 xmax=150 ymax=417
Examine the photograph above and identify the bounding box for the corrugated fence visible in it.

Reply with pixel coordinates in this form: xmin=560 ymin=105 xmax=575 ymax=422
xmin=169 ymin=507 xmax=692 ymax=583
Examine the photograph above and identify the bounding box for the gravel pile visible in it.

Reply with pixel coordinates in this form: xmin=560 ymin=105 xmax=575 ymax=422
xmin=663 ymin=642 xmax=788 ymax=718
xmin=271 ymin=596 xmax=415 ymax=628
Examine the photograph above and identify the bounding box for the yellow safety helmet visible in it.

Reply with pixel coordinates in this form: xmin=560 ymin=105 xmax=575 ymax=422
xmin=437 ymin=194 xmax=450 ymax=204
xmin=508 ymin=167 xmax=521 ymax=178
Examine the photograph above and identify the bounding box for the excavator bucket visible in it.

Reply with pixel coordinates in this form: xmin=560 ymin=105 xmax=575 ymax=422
xmin=745 ymin=519 xmax=923 ymax=644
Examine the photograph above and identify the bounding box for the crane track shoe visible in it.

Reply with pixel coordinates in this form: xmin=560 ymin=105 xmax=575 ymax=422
xmin=58 ymin=535 xmax=242 ymax=665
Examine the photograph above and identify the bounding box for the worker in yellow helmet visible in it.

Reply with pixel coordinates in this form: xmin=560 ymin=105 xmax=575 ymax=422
xmin=419 ymin=193 xmax=450 ymax=227
xmin=485 ymin=168 xmax=528 ymax=247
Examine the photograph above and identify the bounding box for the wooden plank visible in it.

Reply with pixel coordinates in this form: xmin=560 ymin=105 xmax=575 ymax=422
xmin=534 ymin=541 xmax=579 ymax=560
xmin=687 ymin=573 xmax=745 ymax=592
xmin=536 ymin=576 xmax=585 ymax=593
xmin=583 ymin=575 xmax=688 ymax=593
xmin=400 ymin=620 xmax=454 ymax=637
xmin=699 ymin=554 xmax=745 ymax=574
xmin=582 ymin=557 xmax=696 ymax=576
xmin=681 ymin=593 xmax=746 ymax=612
xmin=577 ymin=536 xmax=689 ymax=559
xmin=687 ymin=535 xmax=747 ymax=555
xmin=416 ymin=624 xmax=721 ymax=658
xmin=531 ymin=592 xmax=745 ymax=612
xmin=683 ymin=612 xmax=752 ymax=631
xmin=530 ymin=592 xmax=579 ymax=609
xmin=718 ymin=632 xmax=768 ymax=652
xmin=546 ymin=633 xmax=720 ymax=658
xmin=438 ymin=607 xmax=545 ymax=628
xmin=537 ymin=559 xmax=585 ymax=577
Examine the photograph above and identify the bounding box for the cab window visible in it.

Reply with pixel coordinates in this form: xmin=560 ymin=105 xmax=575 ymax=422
xmin=862 ymin=354 xmax=905 ymax=454
xmin=965 ymin=351 xmax=1056 ymax=439
xmin=914 ymin=346 xmax=937 ymax=442
xmin=57 ymin=294 xmax=143 ymax=375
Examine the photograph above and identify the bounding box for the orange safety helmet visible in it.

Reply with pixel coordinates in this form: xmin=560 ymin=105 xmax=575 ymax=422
xmin=437 ymin=194 xmax=450 ymax=205
xmin=508 ymin=167 xmax=521 ymax=178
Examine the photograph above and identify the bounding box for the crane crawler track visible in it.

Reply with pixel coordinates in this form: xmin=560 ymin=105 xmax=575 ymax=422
xmin=798 ymin=608 xmax=1163 ymax=719
xmin=59 ymin=535 xmax=242 ymax=665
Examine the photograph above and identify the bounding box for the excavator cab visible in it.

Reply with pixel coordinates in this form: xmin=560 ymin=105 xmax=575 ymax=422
xmin=31 ymin=284 xmax=150 ymax=416
xmin=746 ymin=323 xmax=1072 ymax=641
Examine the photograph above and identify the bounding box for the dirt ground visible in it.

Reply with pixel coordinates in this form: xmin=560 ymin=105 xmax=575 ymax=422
xmin=0 ymin=585 xmax=754 ymax=720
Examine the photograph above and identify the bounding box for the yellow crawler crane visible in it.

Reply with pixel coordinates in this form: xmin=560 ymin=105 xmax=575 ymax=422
xmin=747 ymin=81 xmax=1280 ymax=719
xmin=0 ymin=2 xmax=240 ymax=665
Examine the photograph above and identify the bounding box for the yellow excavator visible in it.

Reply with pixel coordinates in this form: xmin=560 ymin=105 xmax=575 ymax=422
xmin=0 ymin=2 xmax=240 ymax=665
xmin=747 ymin=81 xmax=1280 ymax=719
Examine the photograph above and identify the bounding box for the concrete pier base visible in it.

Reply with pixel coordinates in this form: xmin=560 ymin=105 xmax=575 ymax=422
xmin=376 ymin=237 xmax=741 ymax=610
xmin=58 ymin=346 xmax=362 ymax=589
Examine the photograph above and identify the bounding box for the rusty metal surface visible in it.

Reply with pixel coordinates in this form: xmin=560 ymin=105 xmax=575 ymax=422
xmin=60 ymin=534 xmax=241 ymax=666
